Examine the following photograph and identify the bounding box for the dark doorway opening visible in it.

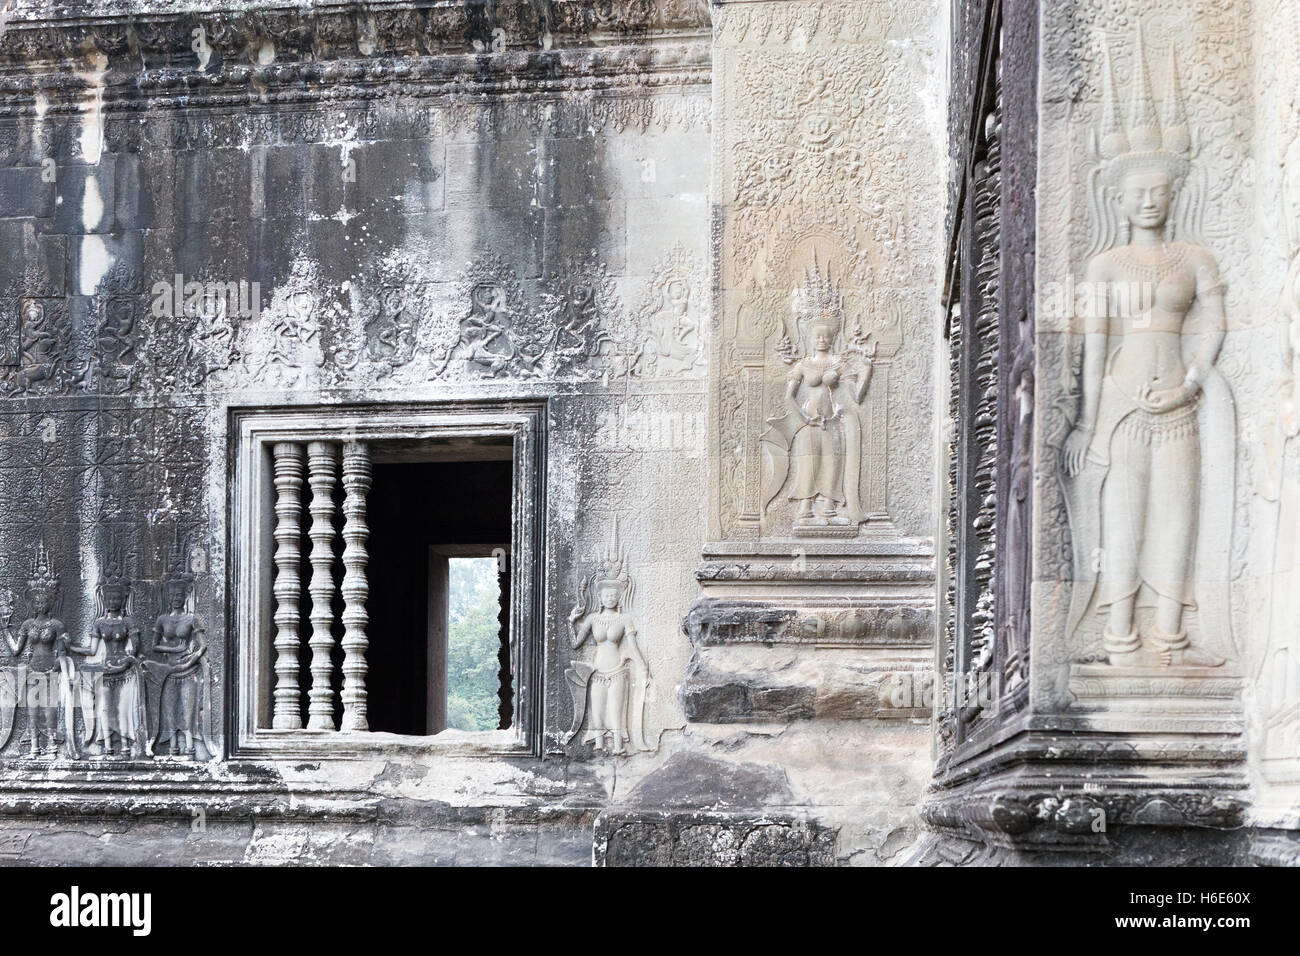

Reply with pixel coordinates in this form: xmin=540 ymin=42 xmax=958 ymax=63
xmin=363 ymin=454 xmax=513 ymax=736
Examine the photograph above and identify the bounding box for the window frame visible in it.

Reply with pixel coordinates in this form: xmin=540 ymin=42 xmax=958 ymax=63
xmin=228 ymin=400 xmax=547 ymax=759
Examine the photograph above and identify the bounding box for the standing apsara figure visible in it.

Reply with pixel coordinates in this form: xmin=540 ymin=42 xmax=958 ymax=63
xmin=144 ymin=537 xmax=216 ymax=760
xmin=5 ymin=545 xmax=72 ymax=757
xmin=565 ymin=525 xmax=652 ymax=755
xmin=1255 ymin=130 xmax=1300 ymax=759
xmin=1061 ymin=34 xmax=1233 ymax=668
xmin=68 ymin=563 xmax=150 ymax=758
xmin=1002 ymin=346 xmax=1035 ymax=688
xmin=761 ymin=260 xmax=875 ymax=530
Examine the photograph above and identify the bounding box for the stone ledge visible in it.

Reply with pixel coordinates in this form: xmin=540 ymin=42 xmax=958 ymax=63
xmin=1250 ymin=828 xmax=1300 ymax=866
xmin=684 ymin=597 xmax=932 ymax=647
xmin=679 ymin=648 xmax=932 ymax=722
xmin=921 ymin=784 xmax=1247 ymax=853
xmin=593 ymin=808 xmax=837 ymax=866
xmin=0 ymin=806 xmax=600 ymax=865
xmin=921 ymin=724 xmax=1250 ymax=859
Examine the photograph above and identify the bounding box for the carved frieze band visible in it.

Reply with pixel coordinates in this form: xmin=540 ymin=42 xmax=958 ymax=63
xmin=1 ymin=246 xmax=708 ymax=399
xmin=0 ymin=1 xmax=712 ymax=112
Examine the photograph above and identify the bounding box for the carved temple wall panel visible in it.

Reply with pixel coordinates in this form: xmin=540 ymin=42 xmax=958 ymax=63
xmin=689 ymin=0 xmax=943 ymax=727
xmin=921 ymin=0 xmax=1300 ymax=857
xmin=1 ymin=0 xmax=1296 ymax=867
xmin=1033 ymin=0 xmax=1257 ymax=741
xmin=0 ymin=2 xmax=713 ymax=770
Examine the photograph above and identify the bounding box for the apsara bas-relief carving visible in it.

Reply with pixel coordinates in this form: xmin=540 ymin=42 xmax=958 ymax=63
xmin=1057 ymin=33 xmax=1238 ymax=692
xmin=143 ymin=533 xmax=217 ymax=761
xmin=711 ymin=0 xmax=938 ymax=543
xmin=628 ymin=244 xmax=706 ymax=380
xmin=540 ymin=256 xmax=623 ymax=377
xmin=0 ymin=535 xmax=217 ymax=763
xmin=91 ymin=264 xmax=147 ymax=395
xmin=435 ymin=254 xmax=544 ymax=379
xmin=1002 ymin=327 xmax=1036 ymax=694
xmin=11 ymin=298 xmax=72 ymax=397
xmin=71 ymin=557 xmax=151 ymax=759
xmin=565 ymin=522 xmax=654 ymax=755
xmin=0 ymin=544 xmax=70 ymax=757
xmin=761 ymin=260 xmax=877 ymax=536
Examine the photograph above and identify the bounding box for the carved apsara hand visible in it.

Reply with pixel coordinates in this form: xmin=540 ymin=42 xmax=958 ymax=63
xmin=1061 ymin=425 xmax=1094 ymax=477
xmin=568 ymin=580 xmax=588 ymax=647
xmin=1137 ymin=381 xmax=1198 ymax=414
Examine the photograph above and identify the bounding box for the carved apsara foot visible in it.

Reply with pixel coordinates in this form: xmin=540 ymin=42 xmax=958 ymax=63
xmin=1102 ymin=626 xmax=1141 ymax=666
xmin=1149 ymin=627 xmax=1224 ymax=668
xmin=1159 ymin=646 xmax=1226 ymax=667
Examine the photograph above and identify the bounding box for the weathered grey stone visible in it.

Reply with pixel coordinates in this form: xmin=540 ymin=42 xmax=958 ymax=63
xmin=620 ymin=752 xmax=795 ymax=810
xmin=0 ymin=0 xmax=1288 ymax=870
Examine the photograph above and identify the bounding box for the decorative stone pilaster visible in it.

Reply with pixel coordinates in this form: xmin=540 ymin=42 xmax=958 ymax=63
xmin=340 ymin=441 xmax=371 ymax=733
xmin=271 ymin=442 xmax=305 ymax=731
xmin=922 ymin=0 xmax=1258 ymax=864
xmin=691 ymin=0 xmax=943 ymax=718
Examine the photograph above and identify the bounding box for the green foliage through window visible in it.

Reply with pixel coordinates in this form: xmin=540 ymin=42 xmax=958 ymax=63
xmin=446 ymin=557 xmax=502 ymax=731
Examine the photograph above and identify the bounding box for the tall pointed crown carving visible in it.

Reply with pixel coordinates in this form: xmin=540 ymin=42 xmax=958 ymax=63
xmin=27 ymin=542 xmax=57 ymax=595
xmin=1097 ymin=27 xmax=1191 ymax=186
xmin=594 ymin=518 xmax=630 ymax=594
xmin=165 ymin=526 xmax=195 ymax=589
xmin=791 ymin=253 xmax=844 ymax=337
xmin=99 ymin=553 xmax=132 ymax=599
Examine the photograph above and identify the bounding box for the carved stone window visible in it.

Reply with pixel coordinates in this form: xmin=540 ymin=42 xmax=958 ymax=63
xmin=230 ymin=402 xmax=545 ymax=757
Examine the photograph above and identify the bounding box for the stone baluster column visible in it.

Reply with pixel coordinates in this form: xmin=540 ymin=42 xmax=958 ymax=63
xmin=340 ymin=441 xmax=372 ymax=732
xmin=306 ymin=440 xmax=339 ymax=730
xmin=271 ymin=441 xmax=305 ymax=730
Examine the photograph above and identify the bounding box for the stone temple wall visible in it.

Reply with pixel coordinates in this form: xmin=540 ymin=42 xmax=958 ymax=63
xmin=0 ymin=0 xmax=944 ymax=866
xmin=6 ymin=0 xmax=1295 ymax=869
xmin=1032 ymin=0 xmax=1297 ymax=859
xmin=917 ymin=0 xmax=1300 ymax=865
